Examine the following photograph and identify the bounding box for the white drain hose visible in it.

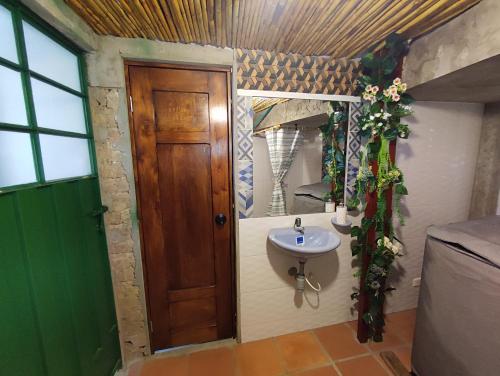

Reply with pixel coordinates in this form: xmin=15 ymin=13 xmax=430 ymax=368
xmin=305 ymin=274 xmax=322 ymax=292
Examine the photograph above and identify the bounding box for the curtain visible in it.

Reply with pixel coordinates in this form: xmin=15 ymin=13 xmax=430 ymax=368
xmin=265 ymin=128 xmax=303 ymax=216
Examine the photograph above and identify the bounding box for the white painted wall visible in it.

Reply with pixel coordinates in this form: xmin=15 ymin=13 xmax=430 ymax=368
xmin=238 ymin=101 xmax=484 ymax=342
xmin=388 ymin=101 xmax=484 ymax=310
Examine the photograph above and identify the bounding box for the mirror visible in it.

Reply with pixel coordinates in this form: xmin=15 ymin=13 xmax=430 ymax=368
xmin=250 ymin=97 xmax=350 ymax=218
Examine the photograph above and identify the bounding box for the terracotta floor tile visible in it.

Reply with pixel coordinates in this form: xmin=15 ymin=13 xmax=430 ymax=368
xmin=386 ymin=309 xmax=417 ymax=344
xmin=140 ymin=355 xmax=189 ymax=376
xmin=392 ymin=346 xmax=412 ymax=371
xmin=235 ymin=338 xmax=285 ymax=376
xmin=293 ymin=365 xmax=340 ymax=376
xmin=347 ymin=320 xmax=358 ymax=332
xmin=314 ymin=324 xmax=368 ymax=360
xmin=276 ymin=331 xmax=329 ymax=371
xmin=368 ymin=330 xmax=404 ymax=351
xmin=188 ymin=347 xmax=235 ymax=376
xmin=386 ymin=309 xmax=417 ymax=327
xmin=336 ymin=355 xmax=389 ymax=376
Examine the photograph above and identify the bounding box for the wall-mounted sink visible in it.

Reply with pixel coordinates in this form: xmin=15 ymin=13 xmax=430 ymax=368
xmin=268 ymin=226 xmax=341 ymax=259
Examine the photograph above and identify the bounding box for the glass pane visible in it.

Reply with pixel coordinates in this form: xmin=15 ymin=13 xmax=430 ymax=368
xmin=40 ymin=135 xmax=91 ymax=181
xmin=0 ymin=131 xmax=36 ymax=187
xmin=0 ymin=65 xmax=28 ymax=125
xmin=23 ymin=21 xmax=81 ymax=91
xmin=0 ymin=5 xmax=18 ymax=63
xmin=31 ymin=78 xmax=86 ymax=133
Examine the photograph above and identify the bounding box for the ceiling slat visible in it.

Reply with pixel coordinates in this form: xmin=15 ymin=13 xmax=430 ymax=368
xmin=65 ymin=0 xmax=481 ymax=58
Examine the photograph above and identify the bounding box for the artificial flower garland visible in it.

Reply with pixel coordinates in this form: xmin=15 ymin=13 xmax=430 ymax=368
xmin=350 ymin=76 xmax=413 ymax=341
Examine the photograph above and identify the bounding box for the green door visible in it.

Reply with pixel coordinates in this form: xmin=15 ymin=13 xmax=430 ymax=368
xmin=0 ymin=1 xmax=121 ymax=375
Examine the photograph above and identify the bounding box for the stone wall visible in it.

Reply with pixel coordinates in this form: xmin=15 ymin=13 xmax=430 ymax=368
xmin=88 ymin=87 xmax=148 ymax=361
xmin=470 ymin=102 xmax=500 ymax=218
xmin=403 ymin=0 xmax=500 ymax=88
xmin=85 ymin=37 xmax=234 ymax=365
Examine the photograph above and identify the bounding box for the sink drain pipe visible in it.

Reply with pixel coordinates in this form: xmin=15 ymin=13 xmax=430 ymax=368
xmin=289 ymin=260 xmax=322 ymax=292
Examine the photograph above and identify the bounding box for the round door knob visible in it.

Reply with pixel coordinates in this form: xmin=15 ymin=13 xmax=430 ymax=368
xmin=215 ymin=213 xmax=227 ymax=225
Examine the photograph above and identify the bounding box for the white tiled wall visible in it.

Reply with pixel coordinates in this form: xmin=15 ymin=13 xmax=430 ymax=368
xmin=238 ymin=213 xmax=360 ymax=342
xmin=237 ymin=101 xmax=484 ymax=343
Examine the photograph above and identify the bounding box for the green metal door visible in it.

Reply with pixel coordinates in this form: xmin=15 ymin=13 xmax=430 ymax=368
xmin=0 ymin=1 xmax=121 ymax=375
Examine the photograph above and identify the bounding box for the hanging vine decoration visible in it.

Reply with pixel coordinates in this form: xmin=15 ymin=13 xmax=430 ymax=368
xmin=320 ymin=102 xmax=347 ymax=205
xmin=349 ymin=34 xmax=414 ymax=342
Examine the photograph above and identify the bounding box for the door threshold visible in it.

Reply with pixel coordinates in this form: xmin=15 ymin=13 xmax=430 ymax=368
xmin=153 ymin=338 xmax=238 ymax=358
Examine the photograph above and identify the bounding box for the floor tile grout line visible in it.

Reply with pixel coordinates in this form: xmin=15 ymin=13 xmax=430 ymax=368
xmin=271 ymin=335 xmax=292 ymax=376
xmin=310 ymin=329 xmax=344 ymax=375
xmin=127 ymin=309 xmax=417 ymax=376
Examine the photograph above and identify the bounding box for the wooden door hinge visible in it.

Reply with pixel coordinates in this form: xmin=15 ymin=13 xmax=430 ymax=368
xmin=149 ymin=320 xmax=153 ymax=333
xmin=129 ymin=95 xmax=134 ymax=113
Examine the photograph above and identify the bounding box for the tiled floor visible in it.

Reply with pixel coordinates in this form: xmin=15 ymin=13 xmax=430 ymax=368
xmin=128 ymin=309 xmax=416 ymax=376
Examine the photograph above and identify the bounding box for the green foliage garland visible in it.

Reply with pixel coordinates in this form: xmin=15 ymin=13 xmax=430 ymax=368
xmin=320 ymin=102 xmax=347 ymax=204
xmin=349 ymin=34 xmax=414 ymax=342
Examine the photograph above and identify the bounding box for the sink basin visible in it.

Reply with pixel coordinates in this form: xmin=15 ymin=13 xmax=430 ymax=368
xmin=268 ymin=226 xmax=341 ymax=258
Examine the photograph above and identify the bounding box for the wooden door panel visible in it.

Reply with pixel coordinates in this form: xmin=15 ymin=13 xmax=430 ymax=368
xmin=157 ymin=144 xmax=215 ymax=289
xmin=169 ymin=295 xmax=216 ymax=329
xmin=149 ymin=67 xmax=209 ymax=92
xmin=208 ymin=72 xmax=233 ymax=340
xmin=129 ymin=66 xmax=171 ymax=349
xmin=154 ymin=91 xmax=209 ymax=132
xmin=129 ymin=64 xmax=233 ymax=351
xmin=170 ymin=326 xmax=218 ymax=347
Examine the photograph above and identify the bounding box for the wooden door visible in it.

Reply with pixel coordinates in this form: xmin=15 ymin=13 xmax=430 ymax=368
xmin=127 ymin=64 xmax=234 ymax=351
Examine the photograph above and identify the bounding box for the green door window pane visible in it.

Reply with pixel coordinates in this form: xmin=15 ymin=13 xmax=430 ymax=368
xmin=0 ymin=65 xmax=28 ymax=126
xmin=0 ymin=5 xmax=18 ymax=63
xmin=31 ymin=78 xmax=86 ymax=133
xmin=39 ymin=135 xmax=91 ymax=181
xmin=0 ymin=131 xmax=36 ymax=188
xmin=23 ymin=21 xmax=81 ymax=91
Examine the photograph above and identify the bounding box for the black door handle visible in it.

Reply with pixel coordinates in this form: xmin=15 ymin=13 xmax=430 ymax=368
xmin=215 ymin=213 xmax=227 ymax=225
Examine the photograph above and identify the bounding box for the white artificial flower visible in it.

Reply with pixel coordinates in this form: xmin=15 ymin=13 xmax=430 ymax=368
xmin=375 ymin=112 xmax=381 ymax=118
xmin=391 ymin=245 xmax=400 ymax=255
xmin=384 ymin=236 xmax=391 ymax=246
xmin=393 ymin=77 xmax=402 ymax=85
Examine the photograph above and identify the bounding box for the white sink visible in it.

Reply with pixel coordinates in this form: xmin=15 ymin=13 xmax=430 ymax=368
xmin=268 ymin=226 xmax=341 ymax=258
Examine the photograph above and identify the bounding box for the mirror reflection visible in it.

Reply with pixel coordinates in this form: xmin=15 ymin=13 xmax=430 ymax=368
xmin=251 ymin=97 xmax=349 ymax=218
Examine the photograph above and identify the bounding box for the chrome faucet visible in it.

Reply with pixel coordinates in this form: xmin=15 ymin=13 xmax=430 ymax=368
xmin=294 ymin=217 xmax=304 ymax=234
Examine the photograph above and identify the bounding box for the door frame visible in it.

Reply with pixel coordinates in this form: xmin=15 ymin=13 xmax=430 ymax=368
xmin=124 ymin=61 xmax=236 ymax=351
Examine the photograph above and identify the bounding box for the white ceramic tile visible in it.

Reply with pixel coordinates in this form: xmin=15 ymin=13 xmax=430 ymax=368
xmin=236 ymin=102 xmax=483 ymax=343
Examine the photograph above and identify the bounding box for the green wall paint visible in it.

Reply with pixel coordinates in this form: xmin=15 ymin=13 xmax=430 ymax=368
xmin=0 ymin=178 xmax=120 ymax=376
xmin=0 ymin=2 xmax=121 ymax=375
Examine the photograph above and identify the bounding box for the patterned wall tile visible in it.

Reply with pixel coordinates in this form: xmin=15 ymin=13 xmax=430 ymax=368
xmin=235 ymin=96 xmax=255 ymax=218
xmin=236 ymin=48 xmax=361 ymax=95
xmin=345 ymin=102 xmax=363 ymax=200
xmin=235 ymin=49 xmax=363 ymax=216
xmin=237 ymin=129 xmax=253 ymax=160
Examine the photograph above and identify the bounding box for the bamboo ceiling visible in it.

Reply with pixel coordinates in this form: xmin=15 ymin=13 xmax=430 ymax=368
xmin=65 ymin=0 xmax=480 ymax=58
xmin=252 ymin=98 xmax=289 ymax=113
